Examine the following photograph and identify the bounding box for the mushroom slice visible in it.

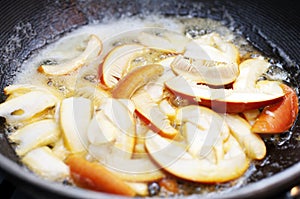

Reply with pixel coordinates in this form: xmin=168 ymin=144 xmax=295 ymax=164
xmin=89 ymin=144 xmax=165 ymax=182
xmin=126 ymin=182 xmax=148 ymax=196
xmin=242 ymin=109 xmax=260 ymax=126
xmin=175 ymin=105 xmax=230 ymax=141
xmin=87 ymin=110 xmax=117 ymax=145
xmin=75 ymin=85 xmax=110 ymax=107
xmin=100 ymin=98 xmax=135 ymax=156
xmin=165 ymin=76 xmax=284 ymax=113
xmin=145 ymin=130 xmax=249 ymax=183
xmin=4 ymin=84 xmax=61 ymax=99
xmin=184 ymin=42 xmax=231 ymax=63
xmin=141 ymin=57 xmax=176 ymax=102
xmin=52 ymin=138 xmax=70 ymax=161
xmin=157 ymin=56 xmax=176 ymax=69
xmin=0 ymin=91 xmax=58 ymax=123
xmin=38 ymin=34 xmax=102 ymax=75
xmin=132 ymin=92 xmax=178 ymax=138
xmin=224 ymin=114 xmax=266 ymax=160
xmin=252 ymin=83 xmax=299 ymax=134
xmin=22 ymin=146 xmax=69 ymax=181
xmin=182 ymin=122 xmax=217 ymax=158
xmin=60 ymin=97 xmax=92 ymax=153
xmin=171 ymin=55 xmax=239 ymax=86
xmin=196 ymin=32 xmax=240 ymax=63
xmin=185 ymin=32 xmax=239 ymax=63
xmin=101 ymin=44 xmax=145 ymax=88
xmin=9 ymin=119 xmax=60 ymax=156
xmin=212 ymin=35 xmax=240 ymax=64
xmin=158 ymin=99 xmax=176 ymax=119
xmin=138 ymin=31 xmax=189 ymax=53
xmin=233 ymin=58 xmax=269 ymax=90
xmin=112 ymin=64 xmax=164 ymax=99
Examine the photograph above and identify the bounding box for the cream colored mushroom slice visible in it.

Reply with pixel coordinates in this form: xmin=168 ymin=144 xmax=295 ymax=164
xmin=224 ymin=114 xmax=266 ymax=160
xmin=9 ymin=119 xmax=60 ymax=156
xmin=51 ymin=138 xmax=70 ymax=161
xmin=0 ymin=91 xmax=58 ymax=123
xmin=176 ymin=105 xmax=230 ymax=162
xmin=142 ymin=57 xmax=176 ymax=102
xmin=158 ymin=99 xmax=176 ymax=119
xmin=143 ymin=71 xmax=175 ymax=102
xmin=171 ymin=55 xmax=239 ymax=86
xmin=233 ymin=58 xmax=269 ymax=90
xmin=211 ymin=34 xmax=240 ymax=63
xmin=126 ymin=182 xmax=148 ymax=196
xmin=133 ymin=118 xmax=151 ymax=156
xmin=132 ymin=92 xmax=178 ymax=138
xmin=138 ymin=31 xmax=189 ymax=53
xmin=87 ymin=110 xmax=117 ymax=145
xmin=101 ymin=44 xmax=145 ymax=88
xmin=4 ymin=84 xmax=62 ymax=99
xmin=145 ymin=130 xmax=249 ymax=183
xmin=184 ymin=42 xmax=231 ymax=63
xmin=182 ymin=122 xmax=216 ymax=158
xmin=75 ymin=85 xmax=110 ymax=107
xmin=174 ymin=105 xmax=229 ymax=141
xmin=165 ymin=76 xmax=284 ymax=113
xmin=186 ymin=32 xmax=239 ymax=63
xmin=22 ymin=146 xmax=69 ymax=181
xmin=60 ymin=97 xmax=92 ymax=153
xmin=89 ymin=144 xmax=165 ymax=182
xmin=38 ymin=34 xmax=102 ymax=75
xmin=100 ymin=98 xmax=135 ymax=156
xmin=242 ymin=109 xmax=260 ymax=125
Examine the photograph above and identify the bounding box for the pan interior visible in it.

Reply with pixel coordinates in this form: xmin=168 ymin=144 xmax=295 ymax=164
xmin=0 ymin=0 xmax=299 ymax=198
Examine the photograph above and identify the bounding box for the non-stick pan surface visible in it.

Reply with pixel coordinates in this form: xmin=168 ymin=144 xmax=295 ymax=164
xmin=0 ymin=0 xmax=300 ymax=198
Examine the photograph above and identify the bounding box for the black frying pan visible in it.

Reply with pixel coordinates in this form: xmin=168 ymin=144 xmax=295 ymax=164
xmin=0 ymin=0 xmax=300 ymax=198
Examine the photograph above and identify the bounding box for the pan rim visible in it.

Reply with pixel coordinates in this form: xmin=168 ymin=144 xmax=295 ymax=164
xmin=0 ymin=152 xmax=300 ymax=198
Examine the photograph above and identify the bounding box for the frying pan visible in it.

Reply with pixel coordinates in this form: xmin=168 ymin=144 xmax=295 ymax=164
xmin=0 ymin=0 xmax=300 ymax=198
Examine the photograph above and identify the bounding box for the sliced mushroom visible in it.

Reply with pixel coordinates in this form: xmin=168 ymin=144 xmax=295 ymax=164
xmin=145 ymin=130 xmax=249 ymax=183
xmin=75 ymin=85 xmax=110 ymax=107
xmin=184 ymin=43 xmax=231 ymax=63
xmin=38 ymin=34 xmax=102 ymax=75
xmin=224 ymin=114 xmax=266 ymax=160
xmin=165 ymin=76 xmax=284 ymax=113
xmin=100 ymin=98 xmax=135 ymax=156
xmin=242 ymin=109 xmax=260 ymax=125
xmin=233 ymin=58 xmax=269 ymax=90
xmin=4 ymin=84 xmax=62 ymax=99
xmin=101 ymin=44 xmax=145 ymax=88
xmin=22 ymin=146 xmax=69 ymax=181
xmin=185 ymin=32 xmax=239 ymax=63
xmin=175 ymin=105 xmax=230 ymax=143
xmin=138 ymin=31 xmax=189 ymax=53
xmin=60 ymin=97 xmax=92 ymax=153
xmin=9 ymin=119 xmax=60 ymax=156
xmin=52 ymin=138 xmax=70 ymax=161
xmin=0 ymin=91 xmax=58 ymax=123
xmin=126 ymin=182 xmax=148 ymax=196
xmin=171 ymin=55 xmax=239 ymax=86
xmin=112 ymin=64 xmax=164 ymax=99
xmin=138 ymin=57 xmax=176 ymax=102
xmin=87 ymin=110 xmax=117 ymax=145
xmin=132 ymin=92 xmax=178 ymax=138
xmin=89 ymin=144 xmax=165 ymax=182
xmin=158 ymin=99 xmax=176 ymax=119
xmin=182 ymin=122 xmax=218 ymax=158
